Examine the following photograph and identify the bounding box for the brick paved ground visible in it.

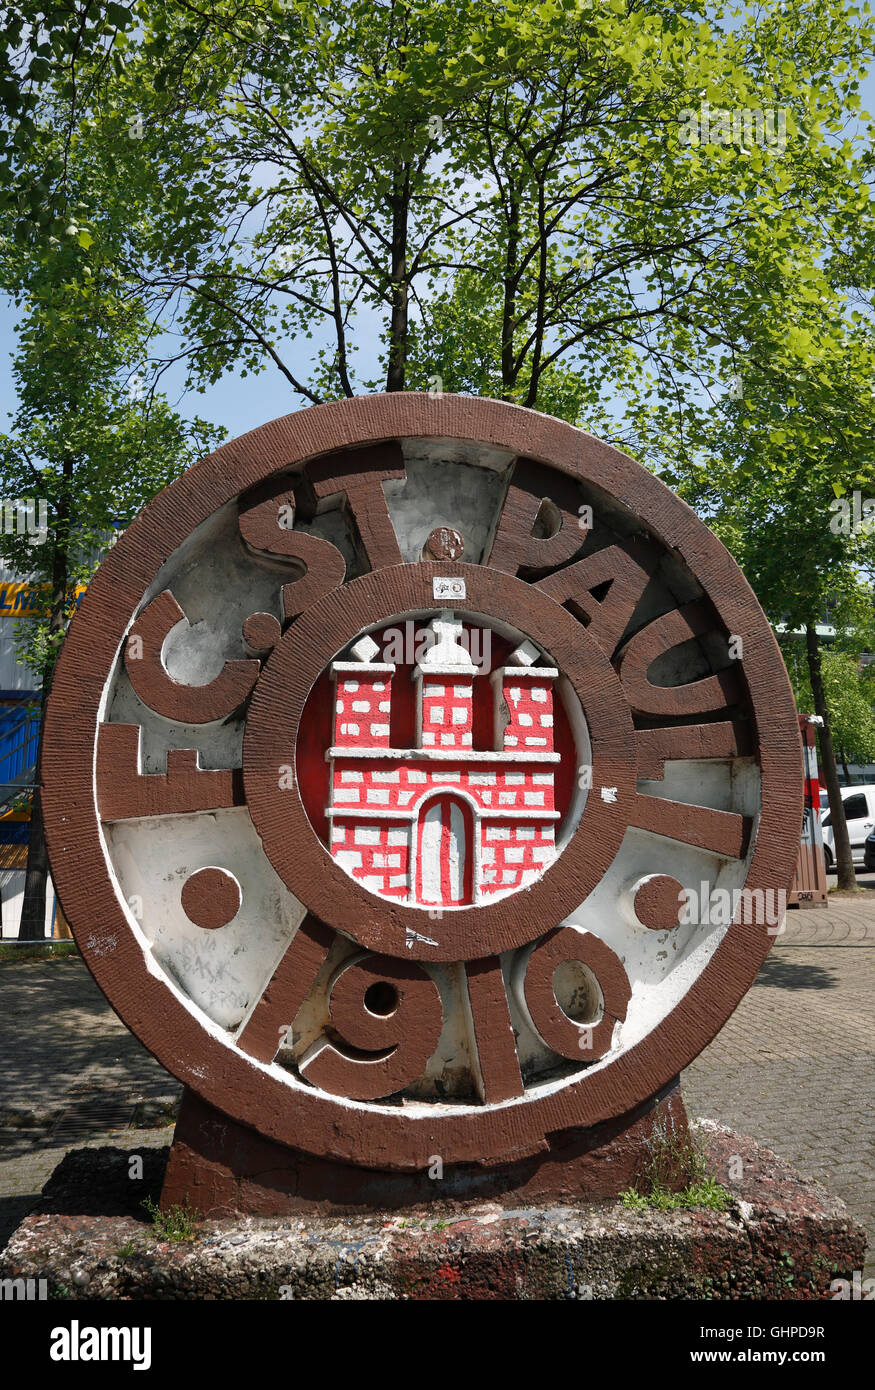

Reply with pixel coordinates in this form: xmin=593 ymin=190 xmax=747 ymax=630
xmin=1 ymin=882 xmax=873 ymax=1280
xmin=0 ymin=956 xmax=180 ymax=1251
xmin=684 ymin=877 xmax=875 ymax=1278
xmin=0 ymin=954 xmax=180 ymax=1130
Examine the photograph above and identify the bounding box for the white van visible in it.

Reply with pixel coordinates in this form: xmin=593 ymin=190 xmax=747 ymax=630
xmin=820 ymin=785 xmax=875 ymax=869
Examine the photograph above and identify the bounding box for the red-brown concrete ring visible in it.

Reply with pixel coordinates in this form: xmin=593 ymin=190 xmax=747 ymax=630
xmin=42 ymin=393 xmax=802 ymax=1170
xmin=181 ymin=868 xmax=242 ymax=930
xmin=523 ymin=927 xmax=631 ymax=1061
xmin=243 ymin=562 xmax=635 ymax=962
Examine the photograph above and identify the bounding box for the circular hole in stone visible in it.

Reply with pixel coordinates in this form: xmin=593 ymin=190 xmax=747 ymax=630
xmin=363 ymin=981 xmax=399 ymax=1016
xmin=552 ymin=960 xmax=603 ymax=1026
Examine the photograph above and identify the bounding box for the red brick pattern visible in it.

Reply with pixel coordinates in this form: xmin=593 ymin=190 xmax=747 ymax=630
xmin=480 ymin=821 xmax=556 ymax=895
xmin=333 ymin=668 xmax=393 ymax=748
xmin=330 ymin=820 xmax=411 ymax=900
xmin=499 ymin=673 xmax=555 ymax=752
xmin=420 ymin=678 xmax=473 ymax=749
xmin=329 ymin=658 xmax=558 ymax=903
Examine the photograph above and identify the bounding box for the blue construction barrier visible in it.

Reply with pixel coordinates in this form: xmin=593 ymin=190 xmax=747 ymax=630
xmin=0 ymin=705 xmax=39 ymax=786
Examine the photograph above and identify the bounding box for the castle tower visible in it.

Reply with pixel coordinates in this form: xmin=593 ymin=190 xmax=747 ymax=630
xmin=490 ymin=639 xmax=558 ymax=753
xmin=331 ymin=633 xmax=395 ymax=750
xmin=413 ymin=612 xmax=477 ymax=750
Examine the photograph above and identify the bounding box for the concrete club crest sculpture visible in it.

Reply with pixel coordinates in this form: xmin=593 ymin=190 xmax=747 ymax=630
xmin=42 ymin=394 xmax=802 ymax=1209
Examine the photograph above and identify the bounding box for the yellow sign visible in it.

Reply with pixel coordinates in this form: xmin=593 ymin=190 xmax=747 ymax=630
xmin=0 ymin=582 xmax=86 ymax=618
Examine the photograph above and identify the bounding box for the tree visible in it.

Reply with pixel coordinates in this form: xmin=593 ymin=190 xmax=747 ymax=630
xmin=46 ymin=0 xmax=872 ymax=423
xmin=78 ymin=0 xmax=487 ymax=400
xmin=1 ymin=22 xmax=230 ymax=937
xmin=0 ymin=2 xmax=138 ymax=239
xmin=785 ymin=639 xmax=875 ymax=781
xmin=405 ymin=0 xmax=875 ymax=421
xmin=0 ymin=255 xmax=223 ymax=939
xmin=638 ymin=317 xmax=875 ymax=889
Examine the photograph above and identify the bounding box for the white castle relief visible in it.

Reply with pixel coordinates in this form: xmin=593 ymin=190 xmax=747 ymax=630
xmin=327 ymin=613 xmax=560 ymax=907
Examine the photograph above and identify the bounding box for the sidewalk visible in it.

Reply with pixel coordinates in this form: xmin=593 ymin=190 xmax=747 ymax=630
xmin=683 ymin=891 xmax=874 ymax=1277
xmin=0 ymin=957 xmax=180 ymax=1250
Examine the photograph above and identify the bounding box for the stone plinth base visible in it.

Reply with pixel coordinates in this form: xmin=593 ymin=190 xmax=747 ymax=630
xmin=159 ymin=1081 xmax=691 ymax=1217
xmin=1 ymin=1123 xmax=865 ymax=1300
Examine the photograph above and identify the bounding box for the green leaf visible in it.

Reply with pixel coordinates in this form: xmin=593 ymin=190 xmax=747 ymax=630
xmin=105 ymin=3 xmax=133 ymax=28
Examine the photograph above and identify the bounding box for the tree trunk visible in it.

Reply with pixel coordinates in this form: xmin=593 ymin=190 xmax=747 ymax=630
xmin=523 ymin=175 xmax=548 ymax=409
xmin=839 ymin=749 xmax=851 ymax=784
xmin=18 ymin=459 xmax=71 ymax=940
xmin=806 ymin=624 xmax=855 ymax=890
xmin=385 ymin=165 xmax=410 ymax=392
xmin=501 ymin=192 xmax=520 ymax=398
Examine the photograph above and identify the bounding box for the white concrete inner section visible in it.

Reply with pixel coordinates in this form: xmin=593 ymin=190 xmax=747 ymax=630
xmin=386 ymin=443 xmax=514 ymax=563
xmin=106 ymin=807 xmax=305 ymax=1030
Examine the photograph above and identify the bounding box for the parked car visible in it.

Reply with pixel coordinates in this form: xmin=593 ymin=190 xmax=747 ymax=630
xmin=820 ymin=785 xmax=875 ymax=870
xmin=864 ymin=828 xmax=875 ymax=872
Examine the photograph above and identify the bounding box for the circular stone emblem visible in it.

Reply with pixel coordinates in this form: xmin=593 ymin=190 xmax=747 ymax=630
xmin=42 ymin=395 xmax=802 ymax=1171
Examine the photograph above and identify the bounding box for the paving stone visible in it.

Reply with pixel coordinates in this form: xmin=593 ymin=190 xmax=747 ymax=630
xmin=684 ymin=890 xmax=874 ymax=1279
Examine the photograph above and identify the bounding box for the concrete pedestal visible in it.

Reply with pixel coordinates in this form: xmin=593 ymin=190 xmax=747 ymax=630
xmin=0 ymin=1122 xmax=864 ymax=1300
xmin=159 ymin=1080 xmax=691 ymax=1217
